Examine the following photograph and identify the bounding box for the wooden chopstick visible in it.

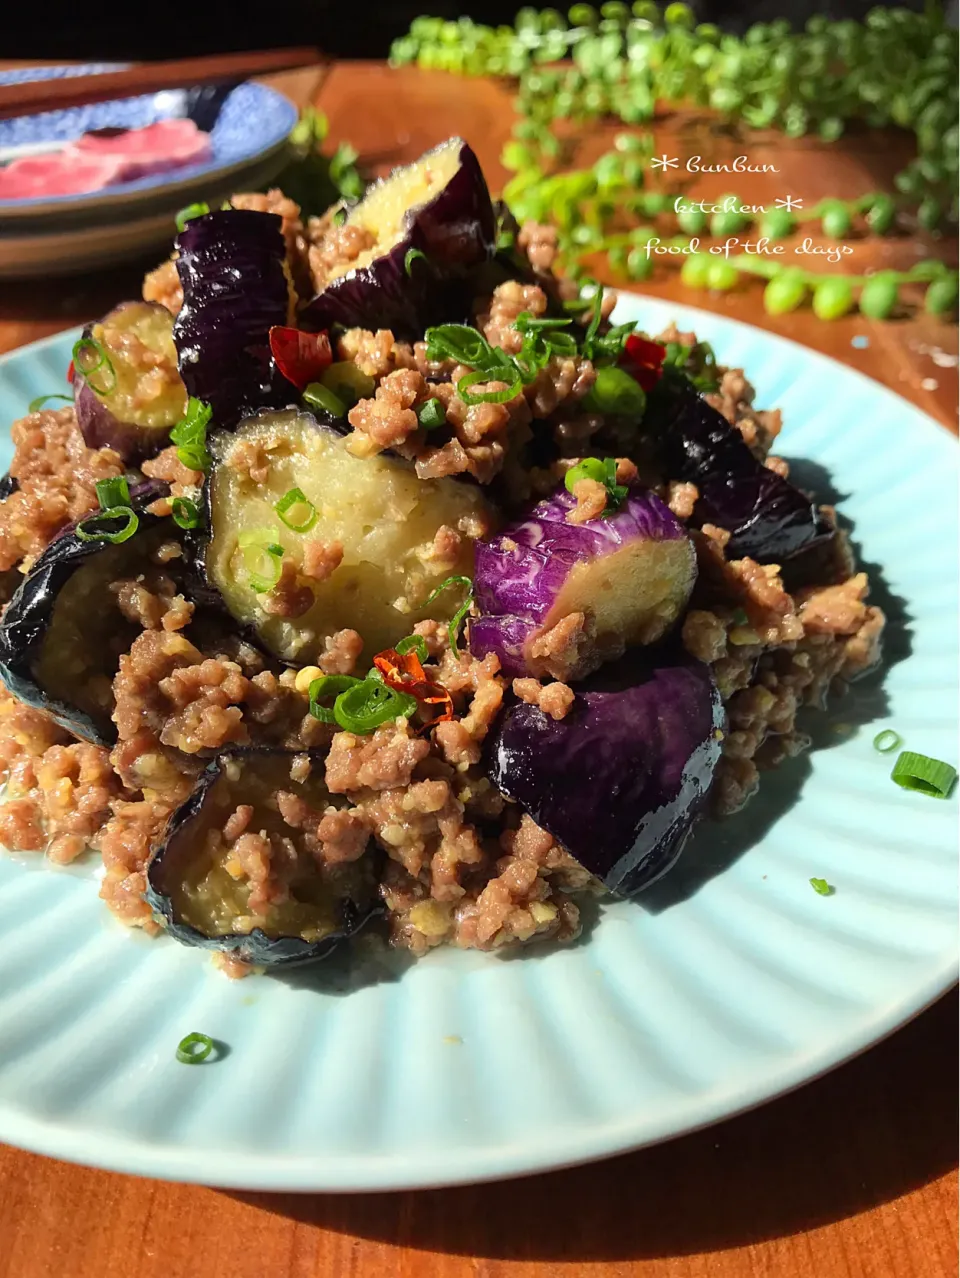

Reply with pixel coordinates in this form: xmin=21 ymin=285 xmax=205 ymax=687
xmin=0 ymin=48 xmax=325 ymax=122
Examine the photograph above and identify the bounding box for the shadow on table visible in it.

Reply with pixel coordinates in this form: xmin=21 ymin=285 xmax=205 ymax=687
xmin=225 ymin=991 xmax=957 ymax=1261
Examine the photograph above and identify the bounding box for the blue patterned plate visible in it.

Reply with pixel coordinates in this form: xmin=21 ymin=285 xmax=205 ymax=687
xmin=0 ymin=297 xmax=955 ymax=1191
xmin=0 ymin=65 xmax=297 ymax=220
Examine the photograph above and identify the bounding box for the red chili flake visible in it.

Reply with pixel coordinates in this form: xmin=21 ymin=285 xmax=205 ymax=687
xmin=66 ymin=360 xmax=75 ymax=384
xmin=268 ymin=326 xmax=332 ymax=391
xmin=373 ymin=647 xmax=454 ymax=730
xmin=622 ymin=334 xmax=667 ymax=391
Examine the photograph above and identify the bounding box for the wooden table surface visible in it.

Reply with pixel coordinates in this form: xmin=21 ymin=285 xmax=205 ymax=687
xmin=0 ymin=61 xmax=956 ymax=1278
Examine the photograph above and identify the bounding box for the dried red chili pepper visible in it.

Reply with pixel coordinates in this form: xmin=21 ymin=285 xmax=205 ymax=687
xmin=621 ymin=334 xmax=667 ymax=392
xmin=373 ymin=647 xmax=454 ymax=729
xmin=268 ymin=326 xmax=333 ymax=391
xmin=66 ymin=360 xmax=75 ymax=384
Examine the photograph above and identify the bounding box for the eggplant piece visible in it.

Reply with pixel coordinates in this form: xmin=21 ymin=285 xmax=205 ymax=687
xmin=301 ymin=138 xmax=496 ymax=339
xmin=74 ymin=301 xmax=188 ymax=461
xmin=201 ymin=408 xmax=495 ymax=664
xmin=145 ymin=750 xmax=381 ymax=966
xmin=0 ymin=473 xmax=17 ymax=500
xmin=0 ymin=486 xmax=171 ymax=745
xmin=174 ymin=209 xmax=293 ymax=427
xmin=651 ymin=372 xmax=834 ymax=564
xmin=470 ymin=485 xmax=696 ymax=681
xmin=486 ymin=650 xmax=723 ymax=895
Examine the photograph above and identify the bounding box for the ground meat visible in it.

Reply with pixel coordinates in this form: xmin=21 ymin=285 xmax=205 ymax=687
xmin=309 ymin=222 xmax=375 ymax=286
xmin=231 ymin=187 xmax=310 ymax=298
xmin=518 ymin=220 xmax=560 ymax=274
xmin=513 ymin=678 xmax=575 ymax=721
xmin=302 ymin=538 xmax=343 ymax=583
xmin=477 ymin=281 xmax=548 ymax=354
xmin=796 ymin=572 xmax=870 ymax=635
xmin=262 ymin=558 xmax=315 ymax=619
xmin=318 ymin=628 xmax=364 ymax=675
xmin=336 ymin=328 xmax=417 ymax=381
xmin=325 ymin=722 xmax=431 ymax=793
xmin=0 ymin=407 xmax=125 ymax=571
xmin=525 ymin=355 xmax=596 ymax=419
xmin=566 ymin=477 xmax=608 ymax=525
xmin=528 ymin=612 xmax=588 ymax=682
xmin=667 ymin=480 xmax=699 ymax=520
xmin=141 ymin=446 xmax=203 ymax=499
xmin=315 ymin=807 xmax=370 ymax=863
xmin=110 ymin=577 xmax=193 ymax=633
xmin=226 ymin=438 xmax=271 ymax=484
xmin=142 ymin=258 xmax=183 ymax=314
xmin=347 ymin=367 xmax=426 ymax=454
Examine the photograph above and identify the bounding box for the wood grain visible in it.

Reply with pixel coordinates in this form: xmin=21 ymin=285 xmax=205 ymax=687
xmin=0 ymin=61 xmax=956 ymax=1278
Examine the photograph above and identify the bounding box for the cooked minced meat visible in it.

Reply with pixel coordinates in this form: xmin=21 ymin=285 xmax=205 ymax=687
xmin=0 ymin=172 xmax=886 ymax=978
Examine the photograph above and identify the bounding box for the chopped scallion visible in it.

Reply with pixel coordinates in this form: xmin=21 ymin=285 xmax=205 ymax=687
xmin=872 ymin=729 xmax=903 ymax=754
xmin=28 ymin=393 xmax=72 ymax=413
xmin=457 ymin=369 xmax=523 ymax=405
xmin=95 ymin=476 xmax=131 ymax=512
xmin=238 ymin=529 xmax=284 ymax=593
xmin=72 ymin=337 xmax=116 ymax=397
xmin=424 ymin=575 xmax=473 ymax=660
xmin=303 ymin=381 xmax=347 ymax=418
xmin=417 ymin=398 xmax=446 ymax=430
xmin=175 ymin=203 xmax=210 ymax=233
xmin=275 ymin=487 xmax=318 ymax=534
xmin=75 ymin=507 xmax=139 ymax=544
xmin=170 ymin=397 xmax=212 ymax=472
xmin=890 ymin=751 xmax=957 ymax=799
xmin=176 ymin=1031 xmax=214 ymax=1064
xmin=333 ymin=679 xmax=417 ymax=733
xmin=809 ymin=877 xmax=834 ymax=896
xmin=396 ymin=634 xmax=429 ymax=663
xmin=308 ymin=674 xmax=363 ymax=724
xmin=171 ymin=497 xmax=201 ymax=530
xmin=404 ymin=247 xmax=429 ymax=275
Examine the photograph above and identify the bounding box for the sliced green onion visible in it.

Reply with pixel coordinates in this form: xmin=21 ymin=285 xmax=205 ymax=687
xmin=873 ymin=729 xmax=903 ymax=754
xmin=424 ymin=574 xmax=473 ymax=660
xmin=171 ymin=497 xmax=201 ymax=530
xmin=333 ymin=680 xmax=417 ymax=733
xmin=396 ymin=634 xmax=429 ymax=663
xmin=308 ymin=674 xmax=363 ymax=724
xmin=457 ymin=369 xmax=523 ymax=405
xmin=565 ymin=457 xmax=607 ymax=491
xmin=321 ymin=361 xmax=375 ymax=408
xmin=75 ymin=507 xmax=139 ymax=544
xmin=72 ymin=337 xmax=116 ymax=397
xmin=176 ymin=1031 xmax=214 ymax=1064
xmin=303 ymin=381 xmax=347 ymax=418
xmin=238 ymin=529 xmax=284 ymax=593
xmin=890 ymin=751 xmax=957 ymax=799
xmin=175 ymin=203 xmax=210 ymax=233
xmin=28 ymin=393 xmax=72 ymax=413
xmin=417 ymin=398 xmax=446 ymax=430
xmin=95 ymin=475 xmax=131 ymax=512
xmin=809 ymin=877 xmax=834 ymax=896
xmin=404 ymin=247 xmax=429 ymax=276
xmin=170 ymin=397 xmax=212 ymax=472
xmin=275 ymin=487 xmax=318 ymax=534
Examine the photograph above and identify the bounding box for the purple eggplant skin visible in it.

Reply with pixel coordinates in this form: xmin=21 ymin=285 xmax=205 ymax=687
xmin=470 ymin=484 xmax=696 ymax=680
xmin=174 ymin=209 xmax=294 ymax=428
xmin=486 ymin=649 xmax=724 ymax=896
xmin=301 ymin=139 xmax=496 ymax=340
xmin=74 ymin=302 xmax=187 ymax=462
xmin=0 ymin=473 xmax=17 ymax=500
xmin=0 ymin=482 xmax=170 ymax=746
xmin=144 ymin=750 xmax=383 ymax=968
xmin=650 ymin=371 xmax=834 ymax=564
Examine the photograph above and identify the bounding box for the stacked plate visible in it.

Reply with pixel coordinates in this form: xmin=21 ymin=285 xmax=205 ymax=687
xmin=0 ymin=64 xmax=298 ymax=278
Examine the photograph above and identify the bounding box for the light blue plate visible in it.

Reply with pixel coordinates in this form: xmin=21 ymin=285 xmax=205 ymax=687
xmin=0 ymin=296 xmax=956 ymax=1191
xmin=0 ymin=64 xmax=297 ymax=219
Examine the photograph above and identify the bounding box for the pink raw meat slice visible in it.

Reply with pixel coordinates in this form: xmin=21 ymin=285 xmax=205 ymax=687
xmin=0 ymin=151 xmax=127 ymax=199
xmin=74 ymin=118 xmax=212 ymax=178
